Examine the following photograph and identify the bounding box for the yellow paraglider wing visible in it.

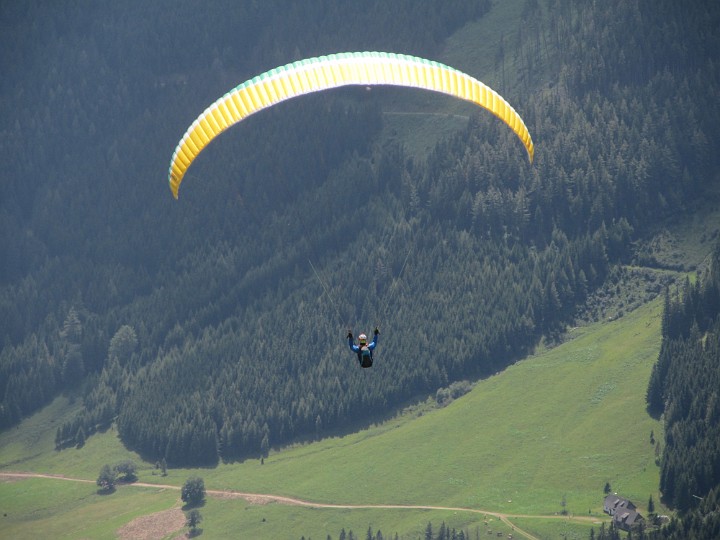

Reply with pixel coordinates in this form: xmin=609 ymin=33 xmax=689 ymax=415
xmin=168 ymin=51 xmax=534 ymax=199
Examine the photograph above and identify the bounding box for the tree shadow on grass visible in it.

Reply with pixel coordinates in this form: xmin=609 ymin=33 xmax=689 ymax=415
xmin=116 ymin=477 xmax=138 ymax=486
xmin=187 ymin=528 xmax=203 ymax=538
xmin=181 ymin=500 xmax=206 ymax=512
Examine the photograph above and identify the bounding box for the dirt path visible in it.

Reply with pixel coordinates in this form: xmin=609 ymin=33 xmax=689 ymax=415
xmin=383 ymin=111 xmax=470 ymax=120
xmin=1 ymin=472 xmax=604 ymax=540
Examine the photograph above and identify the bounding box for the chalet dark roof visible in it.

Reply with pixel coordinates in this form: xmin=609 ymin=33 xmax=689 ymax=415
xmin=617 ymin=510 xmax=643 ymax=527
xmin=604 ymin=494 xmax=637 ymax=512
xmin=603 ymin=494 xmax=643 ymax=531
xmin=604 ymin=494 xmax=622 ymax=509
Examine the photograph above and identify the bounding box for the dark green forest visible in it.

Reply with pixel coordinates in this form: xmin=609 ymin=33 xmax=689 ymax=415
xmin=645 ymin=241 xmax=720 ymax=510
xmin=2 ymin=1 xmax=720 ymax=529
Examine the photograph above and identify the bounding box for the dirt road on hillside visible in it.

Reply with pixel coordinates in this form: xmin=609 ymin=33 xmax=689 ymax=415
xmin=1 ymin=472 xmax=605 ymax=540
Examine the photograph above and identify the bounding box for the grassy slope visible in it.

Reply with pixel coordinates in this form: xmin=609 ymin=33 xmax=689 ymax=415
xmin=380 ymin=0 xmax=528 ymax=159
xmin=0 ymin=477 xmax=179 ymax=540
xmin=1 ymin=297 xmax=664 ymax=539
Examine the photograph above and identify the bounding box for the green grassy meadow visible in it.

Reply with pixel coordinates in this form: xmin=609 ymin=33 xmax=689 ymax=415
xmin=0 ymin=477 xmax=180 ymax=540
xmin=1 ymin=296 xmax=665 ymax=539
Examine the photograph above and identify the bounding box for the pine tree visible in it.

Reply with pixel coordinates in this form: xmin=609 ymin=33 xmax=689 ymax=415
xmin=108 ymin=325 xmax=137 ymax=365
xmin=75 ymin=426 xmax=86 ymax=448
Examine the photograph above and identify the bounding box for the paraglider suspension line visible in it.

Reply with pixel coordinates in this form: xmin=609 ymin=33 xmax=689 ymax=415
xmin=375 ymin=225 xmax=419 ymax=330
xmin=308 ymin=258 xmax=347 ymax=329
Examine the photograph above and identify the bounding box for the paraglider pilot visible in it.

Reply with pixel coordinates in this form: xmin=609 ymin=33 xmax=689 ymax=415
xmin=347 ymin=328 xmax=379 ymax=368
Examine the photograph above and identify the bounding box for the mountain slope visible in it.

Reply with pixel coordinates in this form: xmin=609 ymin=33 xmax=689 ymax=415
xmin=0 ymin=294 xmax=665 ymax=538
xmin=2 ymin=0 xmax=719 ymax=493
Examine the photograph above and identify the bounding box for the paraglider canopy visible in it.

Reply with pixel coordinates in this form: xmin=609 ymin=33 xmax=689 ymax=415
xmin=168 ymin=51 xmax=534 ymax=199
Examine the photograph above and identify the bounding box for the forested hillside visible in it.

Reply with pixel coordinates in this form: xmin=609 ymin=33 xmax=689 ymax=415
xmin=648 ymin=242 xmax=720 ymax=508
xmin=2 ymin=0 xmax=719 ymax=472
